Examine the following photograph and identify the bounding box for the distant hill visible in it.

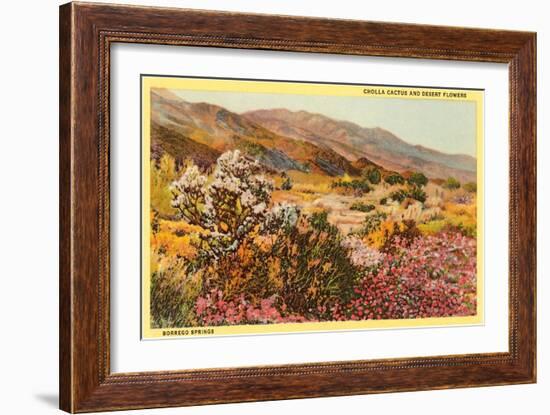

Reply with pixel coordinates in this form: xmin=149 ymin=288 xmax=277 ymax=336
xmin=151 ymin=122 xmax=220 ymax=170
xmin=151 ymin=89 xmax=360 ymax=176
xmin=150 ymin=89 xmax=476 ymax=182
xmin=243 ymin=108 xmax=476 ymax=182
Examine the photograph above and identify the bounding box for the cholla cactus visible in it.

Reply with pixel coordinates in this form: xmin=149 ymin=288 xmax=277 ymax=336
xmin=171 ymin=150 xmax=276 ymax=262
xmin=170 ymin=165 xmax=207 ymax=226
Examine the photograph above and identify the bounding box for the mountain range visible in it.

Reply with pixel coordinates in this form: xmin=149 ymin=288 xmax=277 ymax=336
xmin=150 ymin=88 xmax=476 ymax=182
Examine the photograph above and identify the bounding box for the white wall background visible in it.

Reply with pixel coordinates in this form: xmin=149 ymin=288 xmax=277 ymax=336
xmin=0 ymin=0 xmax=546 ymax=414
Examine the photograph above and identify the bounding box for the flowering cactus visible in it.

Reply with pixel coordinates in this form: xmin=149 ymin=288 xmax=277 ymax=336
xmin=171 ymin=150 xmax=275 ymax=261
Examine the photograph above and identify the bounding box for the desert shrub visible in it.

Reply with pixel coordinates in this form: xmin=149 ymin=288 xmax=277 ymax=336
xmin=362 ymin=219 xmax=420 ymax=251
xmin=199 ymin=210 xmax=361 ymax=320
xmin=463 ymin=182 xmax=477 ymax=193
xmin=407 ymin=172 xmax=429 ymax=187
xmin=384 ymin=173 xmax=405 ymax=185
xmin=380 ymin=197 xmax=388 ymax=205
xmin=150 ymin=154 xmax=179 ymax=217
xmin=199 ymin=240 xmax=285 ymax=303
xmin=443 ymin=177 xmax=461 ymax=190
xmin=150 ymin=259 xmax=202 ymax=328
xmin=408 ymin=186 xmax=427 ymax=203
xmin=433 ymin=202 xmax=477 ymax=237
xmin=281 ymin=176 xmax=293 ymax=190
xmin=151 ymin=268 xmax=186 ymax=328
xmin=350 ymin=202 xmax=375 ymax=212
xmin=149 ymin=217 xmax=207 ymax=328
xmin=389 ymin=186 xmax=426 ymax=203
xmin=150 ymin=218 xmax=205 ymax=261
xmin=332 ymin=179 xmax=372 ymax=194
xmin=418 ymin=205 xmax=477 ymax=238
xmin=362 ymin=222 xmax=393 ymax=249
xmin=368 ymin=212 xmax=389 ymax=230
xmin=331 ymin=232 xmax=477 ymax=321
xmin=355 ymin=211 xmax=388 ymax=237
xmin=390 ymin=188 xmax=408 ymax=203
xmin=363 ymin=168 xmax=381 ymax=185
xmin=264 ymin=211 xmax=361 ymax=318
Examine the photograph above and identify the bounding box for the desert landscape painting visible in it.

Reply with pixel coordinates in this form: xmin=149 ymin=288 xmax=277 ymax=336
xmin=143 ymin=77 xmax=482 ymax=337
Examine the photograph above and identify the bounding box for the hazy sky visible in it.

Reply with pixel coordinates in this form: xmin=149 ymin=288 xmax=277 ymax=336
xmin=172 ymin=89 xmax=477 ymax=157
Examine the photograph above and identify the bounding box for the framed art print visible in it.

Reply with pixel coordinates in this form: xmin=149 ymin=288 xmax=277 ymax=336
xmin=59 ymin=2 xmax=536 ymax=412
xmin=141 ymin=76 xmax=484 ymax=340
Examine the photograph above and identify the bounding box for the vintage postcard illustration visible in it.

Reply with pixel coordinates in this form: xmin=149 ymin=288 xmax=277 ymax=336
xmin=141 ymin=76 xmax=483 ymax=339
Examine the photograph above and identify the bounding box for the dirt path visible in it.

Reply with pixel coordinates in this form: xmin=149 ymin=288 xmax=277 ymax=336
xmin=309 ymin=194 xmax=367 ymax=234
xmin=273 ymin=191 xmax=371 ymax=235
xmin=272 ymin=185 xmax=393 ymax=235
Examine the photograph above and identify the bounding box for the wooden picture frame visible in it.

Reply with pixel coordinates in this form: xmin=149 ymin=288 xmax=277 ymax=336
xmin=59 ymin=2 xmax=536 ymax=412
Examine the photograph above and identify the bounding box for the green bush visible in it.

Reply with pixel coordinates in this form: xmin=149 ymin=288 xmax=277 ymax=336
xmin=150 ymin=261 xmax=202 ymax=328
xmin=332 ymin=179 xmax=372 ymax=194
xmin=407 ymin=172 xmax=429 ymax=187
xmin=272 ymin=211 xmax=361 ymax=318
xmin=409 ymin=186 xmax=427 ymax=203
xmin=463 ymin=182 xmax=477 ymax=193
xmin=356 ymin=211 xmax=388 ymax=237
xmin=384 ymin=173 xmax=405 ymax=185
xmin=190 ymin=209 xmax=363 ymax=320
xmin=363 ymin=168 xmax=381 ymax=185
xmin=389 ymin=186 xmax=426 ymax=203
xmin=350 ymin=202 xmax=375 ymax=212
xmin=443 ymin=177 xmax=461 ymax=190
xmin=390 ymin=188 xmax=408 ymax=203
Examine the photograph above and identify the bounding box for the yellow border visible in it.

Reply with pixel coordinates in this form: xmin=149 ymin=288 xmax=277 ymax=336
xmin=141 ymin=76 xmax=484 ymax=339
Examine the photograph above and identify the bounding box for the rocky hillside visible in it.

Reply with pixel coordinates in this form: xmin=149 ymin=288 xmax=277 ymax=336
xmin=150 ymin=88 xmax=476 ymax=182
xmin=244 ymin=108 xmax=476 ymax=182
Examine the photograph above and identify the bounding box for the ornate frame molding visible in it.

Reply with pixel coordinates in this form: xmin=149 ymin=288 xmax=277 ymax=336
xmin=60 ymin=2 xmax=536 ymax=412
